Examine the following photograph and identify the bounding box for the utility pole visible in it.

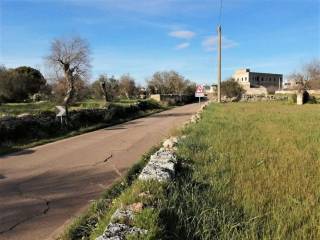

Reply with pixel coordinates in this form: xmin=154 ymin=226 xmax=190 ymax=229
xmin=217 ymin=25 xmax=222 ymax=103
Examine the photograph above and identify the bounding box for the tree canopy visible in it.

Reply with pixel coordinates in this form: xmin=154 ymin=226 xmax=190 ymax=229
xmin=0 ymin=66 xmax=46 ymax=102
xmin=147 ymin=71 xmax=196 ymax=95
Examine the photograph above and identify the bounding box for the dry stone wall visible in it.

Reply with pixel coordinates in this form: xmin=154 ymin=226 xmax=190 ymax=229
xmin=96 ymin=137 xmax=180 ymax=240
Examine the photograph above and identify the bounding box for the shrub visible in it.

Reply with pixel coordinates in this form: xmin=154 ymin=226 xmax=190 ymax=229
xmin=288 ymin=94 xmax=297 ymax=104
xmin=308 ymin=96 xmax=317 ymax=104
xmin=137 ymin=99 xmax=162 ymax=111
xmin=221 ymin=79 xmax=244 ymax=98
xmin=303 ymin=90 xmax=310 ymax=103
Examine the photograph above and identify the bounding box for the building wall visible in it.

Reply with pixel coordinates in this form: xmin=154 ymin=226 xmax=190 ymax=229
xmin=233 ymin=69 xmax=283 ymax=90
xmin=233 ymin=69 xmax=250 ymax=89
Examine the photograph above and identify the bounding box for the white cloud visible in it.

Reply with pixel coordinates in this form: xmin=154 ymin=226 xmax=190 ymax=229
xmin=169 ymin=30 xmax=195 ymax=39
xmin=175 ymin=42 xmax=190 ymax=50
xmin=202 ymin=36 xmax=238 ymax=51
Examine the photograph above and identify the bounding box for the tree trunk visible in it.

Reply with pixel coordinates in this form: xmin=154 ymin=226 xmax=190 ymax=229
xmin=63 ymin=70 xmax=74 ymax=120
xmin=100 ymin=81 xmax=109 ymax=107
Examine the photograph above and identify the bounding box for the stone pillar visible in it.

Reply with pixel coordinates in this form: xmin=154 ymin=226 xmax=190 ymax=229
xmin=297 ymin=93 xmax=303 ymax=105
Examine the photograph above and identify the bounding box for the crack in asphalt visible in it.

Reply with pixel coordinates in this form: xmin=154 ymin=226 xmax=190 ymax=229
xmin=0 ymin=182 xmax=50 ymax=235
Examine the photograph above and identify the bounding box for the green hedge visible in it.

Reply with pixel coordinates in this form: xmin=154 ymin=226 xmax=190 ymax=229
xmin=0 ymin=100 xmax=162 ymax=146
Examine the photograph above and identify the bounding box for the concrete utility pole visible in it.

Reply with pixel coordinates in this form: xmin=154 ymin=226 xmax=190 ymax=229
xmin=217 ymin=25 xmax=222 ymax=103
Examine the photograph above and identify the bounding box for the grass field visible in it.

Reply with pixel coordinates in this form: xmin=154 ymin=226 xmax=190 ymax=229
xmin=162 ymin=102 xmax=319 ymax=240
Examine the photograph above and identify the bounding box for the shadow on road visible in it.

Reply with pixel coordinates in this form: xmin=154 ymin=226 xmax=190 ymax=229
xmin=0 ymin=149 xmax=35 ymax=159
xmin=149 ymin=112 xmax=193 ymax=118
xmin=104 ymin=120 xmax=144 ymax=131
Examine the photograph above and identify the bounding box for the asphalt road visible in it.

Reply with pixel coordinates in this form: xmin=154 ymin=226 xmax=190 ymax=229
xmin=0 ymin=103 xmax=200 ymax=240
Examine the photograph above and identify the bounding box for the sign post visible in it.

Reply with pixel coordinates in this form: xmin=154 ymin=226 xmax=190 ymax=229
xmin=195 ymin=85 xmax=205 ymax=104
xmin=56 ymin=106 xmax=66 ymax=124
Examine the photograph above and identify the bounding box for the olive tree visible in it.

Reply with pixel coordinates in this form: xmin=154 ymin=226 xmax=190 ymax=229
xmin=90 ymin=75 xmax=121 ymax=108
xmin=46 ymin=37 xmax=91 ymax=118
xmin=147 ymin=71 xmax=195 ymax=95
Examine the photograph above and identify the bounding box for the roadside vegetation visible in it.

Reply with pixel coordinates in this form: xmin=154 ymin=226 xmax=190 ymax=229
xmin=161 ymin=102 xmax=319 ymax=240
xmin=0 ymin=99 xmax=165 ymax=156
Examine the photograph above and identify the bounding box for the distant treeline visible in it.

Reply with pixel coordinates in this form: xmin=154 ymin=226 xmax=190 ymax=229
xmin=0 ymin=65 xmax=196 ymax=104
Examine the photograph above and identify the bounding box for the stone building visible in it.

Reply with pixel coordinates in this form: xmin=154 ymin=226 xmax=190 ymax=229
xmin=233 ymin=69 xmax=283 ymax=90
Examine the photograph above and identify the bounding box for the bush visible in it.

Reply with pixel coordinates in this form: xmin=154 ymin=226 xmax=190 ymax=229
xmin=221 ymin=79 xmax=244 ymax=98
xmin=308 ymin=96 xmax=317 ymax=104
xmin=288 ymin=94 xmax=297 ymax=104
xmin=303 ymin=91 xmax=310 ymax=103
xmin=137 ymin=99 xmax=162 ymax=111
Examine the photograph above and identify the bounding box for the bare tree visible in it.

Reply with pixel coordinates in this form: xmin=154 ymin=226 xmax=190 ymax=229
xmin=304 ymin=59 xmax=320 ymax=81
xmin=287 ymin=59 xmax=320 ymax=90
xmin=119 ymin=74 xmax=137 ymax=99
xmin=46 ymin=37 xmax=91 ymax=118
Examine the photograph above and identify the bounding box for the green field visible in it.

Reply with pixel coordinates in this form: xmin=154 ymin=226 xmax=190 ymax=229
xmin=163 ymin=102 xmax=319 ymax=239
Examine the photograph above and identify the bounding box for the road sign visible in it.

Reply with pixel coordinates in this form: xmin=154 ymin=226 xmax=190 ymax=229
xmin=195 ymin=85 xmax=205 ymax=104
xmin=56 ymin=106 xmax=66 ymax=117
xmin=195 ymin=85 xmax=205 ymax=98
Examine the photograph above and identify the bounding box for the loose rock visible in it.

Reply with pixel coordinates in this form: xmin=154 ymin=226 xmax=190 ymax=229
xmin=111 ymin=209 xmax=134 ymax=224
xmin=128 ymin=202 xmax=144 ymax=213
xmin=96 ymin=223 xmax=147 ymax=240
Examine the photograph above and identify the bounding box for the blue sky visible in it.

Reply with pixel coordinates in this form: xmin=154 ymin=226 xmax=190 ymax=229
xmin=0 ymin=0 xmax=319 ymax=85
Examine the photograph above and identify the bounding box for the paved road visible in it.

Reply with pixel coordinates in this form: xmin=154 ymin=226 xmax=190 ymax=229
xmin=0 ymin=103 xmax=199 ymax=240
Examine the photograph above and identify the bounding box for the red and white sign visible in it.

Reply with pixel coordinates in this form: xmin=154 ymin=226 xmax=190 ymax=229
xmin=195 ymin=85 xmax=205 ymax=97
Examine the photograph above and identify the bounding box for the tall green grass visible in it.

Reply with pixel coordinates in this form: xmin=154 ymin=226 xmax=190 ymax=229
xmin=162 ymin=102 xmax=319 ymax=240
